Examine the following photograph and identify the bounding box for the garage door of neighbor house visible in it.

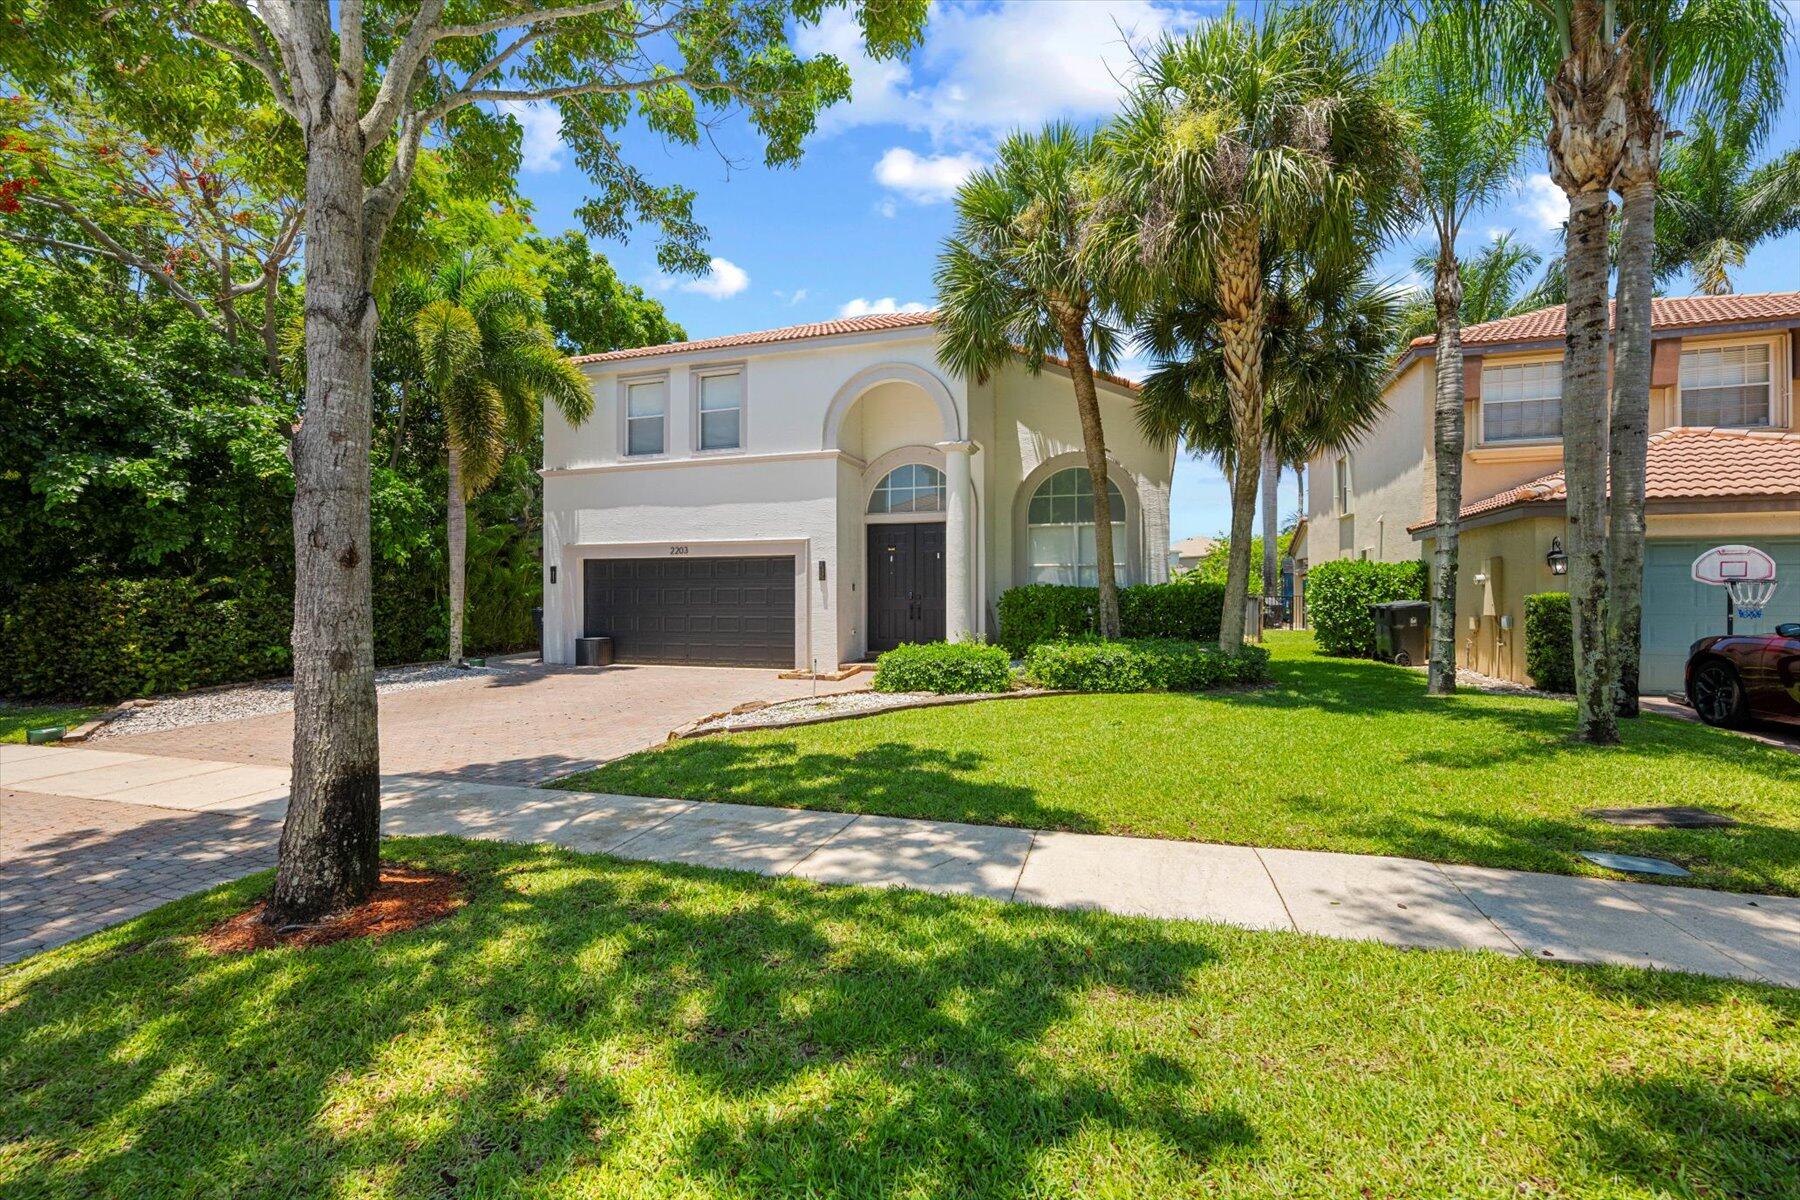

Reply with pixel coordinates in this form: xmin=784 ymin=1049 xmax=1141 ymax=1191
xmin=582 ymin=556 xmax=796 ymax=668
xmin=1641 ymin=538 xmax=1800 ymax=695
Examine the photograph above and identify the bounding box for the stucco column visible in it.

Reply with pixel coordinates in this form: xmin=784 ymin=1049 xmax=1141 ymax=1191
xmin=939 ymin=440 xmax=976 ymax=642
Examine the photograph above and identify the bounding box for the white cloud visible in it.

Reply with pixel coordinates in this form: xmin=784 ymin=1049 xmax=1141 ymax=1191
xmin=839 ymin=297 xmax=930 ymax=317
xmin=872 ymin=147 xmax=984 ymax=204
xmin=500 ymin=101 xmax=564 ymax=173
xmin=679 ymin=257 xmax=750 ymax=301
xmin=1518 ymin=173 xmax=1570 ymax=232
xmin=773 ymin=287 xmax=809 ymax=306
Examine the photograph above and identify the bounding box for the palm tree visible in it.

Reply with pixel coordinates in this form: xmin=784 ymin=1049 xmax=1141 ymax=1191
xmin=936 ymin=124 xmax=1126 ymax=636
xmin=1654 ymin=111 xmax=1800 ymax=294
xmin=1393 ymin=234 xmax=1545 ymax=349
xmin=413 ymin=249 xmax=589 ymax=664
xmin=1387 ymin=20 xmax=1536 ymax=695
xmin=1087 ymin=5 xmax=1412 ymax=647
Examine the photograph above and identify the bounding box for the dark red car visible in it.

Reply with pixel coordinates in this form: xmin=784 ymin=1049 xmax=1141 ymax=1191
xmin=1686 ymin=623 xmax=1800 ymax=728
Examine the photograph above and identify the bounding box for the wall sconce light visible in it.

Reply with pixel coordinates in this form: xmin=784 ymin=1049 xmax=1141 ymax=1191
xmin=818 ymin=559 xmax=827 ymax=582
xmin=549 ymin=565 xmax=558 ymax=585
xmin=1545 ymin=537 xmax=1568 ymax=576
xmin=1473 ymin=571 xmax=1489 ymax=585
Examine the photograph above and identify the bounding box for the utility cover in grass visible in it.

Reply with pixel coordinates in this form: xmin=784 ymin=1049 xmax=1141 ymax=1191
xmin=1584 ymin=805 xmax=1739 ymax=828
xmin=1578 ymin=850 xmax=1692 ymax=877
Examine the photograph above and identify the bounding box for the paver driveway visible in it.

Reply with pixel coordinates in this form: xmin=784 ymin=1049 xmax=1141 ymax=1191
xmin=101 ymin=662 xmax=869 ymax=783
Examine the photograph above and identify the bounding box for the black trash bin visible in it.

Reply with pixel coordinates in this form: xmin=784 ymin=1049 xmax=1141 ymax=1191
xmin=532 ymin=606 xmax=543 ymax=648
xmin=1370 ymin=600 xmax=1431 ymax=666
xmin=575 ymin=636 xmax=614 ymax=666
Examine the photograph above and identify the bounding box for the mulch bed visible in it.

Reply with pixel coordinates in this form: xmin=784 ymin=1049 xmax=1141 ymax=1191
xmin=199 ymin=866 xmax=465 ymax=954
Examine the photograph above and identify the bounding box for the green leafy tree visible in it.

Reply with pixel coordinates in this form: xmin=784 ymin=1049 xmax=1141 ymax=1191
xmin=1654 ymin=110 xmax=1800 ymax=295
xmin=936 ymin=124 xmax=1125 ymax=636
xmin=528 ymin=230 xmax=686 ymax=354
xmin=1393 ymin=233 xmax=1545 ymax=349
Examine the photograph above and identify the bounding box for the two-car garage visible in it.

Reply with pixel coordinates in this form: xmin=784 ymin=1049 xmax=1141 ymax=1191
xmin=581 ymin=555 xmax=797 ymax=668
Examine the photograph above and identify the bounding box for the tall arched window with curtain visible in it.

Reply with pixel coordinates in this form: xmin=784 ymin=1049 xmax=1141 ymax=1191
xmin=1027 ymin=467 xmax=1125 ymax=585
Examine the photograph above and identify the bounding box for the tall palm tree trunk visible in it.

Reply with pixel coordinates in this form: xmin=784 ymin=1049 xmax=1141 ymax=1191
xmin=1260 ymin=442 xmax=1279 ymax=606
xmin=1216 ymin=220 xmax=1265 ymax=649
xmin=1607 ymin=96 xmax=1662 ymax=719
xmin=1054 ymin=305 xmax=1121 ymax=639
xmin=447 ymin=445 xmax=467 ymax=665
xmin=1427 ymin=242 xmax=1465 ymax=696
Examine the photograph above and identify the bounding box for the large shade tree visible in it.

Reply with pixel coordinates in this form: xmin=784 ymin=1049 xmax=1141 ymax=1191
xmin=12 ymin=0 xmax=928 ymax=922
xmin=1088 ymin=5 xmax=1412 ymax=648
xmin=935 ymin=123 xmax=1126 ymax=636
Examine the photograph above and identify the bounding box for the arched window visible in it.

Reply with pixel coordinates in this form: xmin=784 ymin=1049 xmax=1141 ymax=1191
xmin=867 ymin=463 xmax=946 ymax=514
xmin=1027 ymin=467 xmax=1126 ymax=585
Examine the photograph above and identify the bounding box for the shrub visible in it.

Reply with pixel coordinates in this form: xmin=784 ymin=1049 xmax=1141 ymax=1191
xmin=1024 ymin=638 xmax=1271 ymax=693
xmin=1523 ymin=591 xmax=1575 ymax=693
xmin=1305 ymin=559 xmax=1429 ymax=657
xmin=873 ymin=641 xmax=1014 ymax=694
xmin=996 ymin=580 xmax=1226 ymax=655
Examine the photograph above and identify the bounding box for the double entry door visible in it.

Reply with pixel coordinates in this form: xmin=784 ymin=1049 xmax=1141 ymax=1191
xmin=866 ymin=521 xmax=946 ymax=654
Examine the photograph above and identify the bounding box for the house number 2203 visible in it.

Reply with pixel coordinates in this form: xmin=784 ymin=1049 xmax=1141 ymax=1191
xmin=668 ymin=545 xmax=689 ymax=555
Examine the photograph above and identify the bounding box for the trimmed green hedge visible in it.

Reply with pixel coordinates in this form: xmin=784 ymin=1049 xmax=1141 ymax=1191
xmin=996 ymin=581 xmax=1225 ymax=655
xmin=1523 ymin=592 xmax=1575 ymax=693
xmin=1306 ymin=559 xmax=1429 ymax=657
xmin=1024 ymin=638 xmax=1271 ymax=693
xmin=873 ymin=641 xmax=1014 ymax=694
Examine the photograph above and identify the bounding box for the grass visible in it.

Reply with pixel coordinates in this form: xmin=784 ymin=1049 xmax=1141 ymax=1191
xmin=3 ymin=837 xmax=1796 ymax=1198
xmin=557 ymin=632 xmax=1800 ymax=896
xmin=0 ymin=702 xmax=103 ymax=744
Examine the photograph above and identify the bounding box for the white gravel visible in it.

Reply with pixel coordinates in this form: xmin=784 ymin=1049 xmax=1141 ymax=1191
xmin=686 ymin=688 xmax=1028 ymax=735
xmin=91 ymin=661 xmax=515 ymax=739
xmin=1405 ymin=662 xmax=1567 ymax=700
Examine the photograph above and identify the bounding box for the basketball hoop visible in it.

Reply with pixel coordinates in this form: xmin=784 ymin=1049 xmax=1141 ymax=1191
xmin=1727 ymin=579 xmax=1777 ymax=622
xmin=1692 ymin=544 xmax=1778 ymax=635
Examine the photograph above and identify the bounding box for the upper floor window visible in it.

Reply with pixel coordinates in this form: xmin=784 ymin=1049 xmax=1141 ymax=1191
xmin=1027 ymin=467 xmax=1126 ymax=586
xmin=1333 ymin=456 xmax=1352 ymax=512
xmin=1481 ymin=360 xmax=1563 ymax=442
xmin=1681 ymin=344 xmax=1773 ymax=427
xmin=696 ymin=368 xmax=744 ymax=451
xmin=624 ymin=377 xmax=666 ymax=456
xmin=868 ymin=463 xmax=945 ymax=513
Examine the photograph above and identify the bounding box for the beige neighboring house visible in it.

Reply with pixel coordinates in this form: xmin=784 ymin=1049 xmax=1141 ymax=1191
xmin=1169 ymin=534 xmax=1217 ymax=573
xmin=1292 ymin=293 xmax=1800 ymax=693
xmin=540 ymin=311 xmax=1173 ymax=672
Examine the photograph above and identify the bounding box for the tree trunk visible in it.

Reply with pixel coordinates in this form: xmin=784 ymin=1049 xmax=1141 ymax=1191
xmin=269 ymin=118 xmax=383 ymax=923
xmin=1215 ymin=219 xmax=1264 ymax=650
xmin=447 ymin=443 xmax=467 ymax=664
xmin=1607 ymin=96 xmax=1662 ymax=720
xmin=1427 ymin=240 xmax=1465 ymax=696
xmin=1260 ymin=441 xmax=1279 ymax=604
xmin=1054 ymin=305 xmax=1120 ymax=639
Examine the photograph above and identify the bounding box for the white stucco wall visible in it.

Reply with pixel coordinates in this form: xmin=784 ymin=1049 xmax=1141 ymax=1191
xmin=1303 ymin=358 xmax=1431 ymax=564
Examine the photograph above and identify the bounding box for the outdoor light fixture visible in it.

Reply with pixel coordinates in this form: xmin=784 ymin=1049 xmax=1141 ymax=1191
xmin=818 ymin=559 xmax=827 ymax=582
xmin=549 ymin=565 xmax=557 ymax=584
xmin=1546 ymin=537 xmax=1568 ymax=576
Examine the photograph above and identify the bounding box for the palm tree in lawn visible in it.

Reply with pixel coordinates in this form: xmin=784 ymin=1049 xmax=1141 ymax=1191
xmin=1387 ymin=20 xmax=1537 ymax=696
xmin=1654 ymin=110 xmax=1800 ymax=294
xmin=413 ymin=250 xmax=590 ymax=664
xmin=1087 ymin=6 xmax=1412 ymax=647
xmin=937 ymin=124 xmax=1126 ymax=636
xmin=1393 ymin=233 xmax=1546 ymax=350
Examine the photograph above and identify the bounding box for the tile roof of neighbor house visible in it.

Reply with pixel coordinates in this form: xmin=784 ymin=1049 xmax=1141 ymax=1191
xmin=1170 ymin=534 xmax=1218 ymax=557
xmin=1407 ymin=426 xmax=1800 ymax=531
xmin=567 ymin=309 xmax=1142 ymax=391
xmin=1405 ymin=291 xmax=1800 ymax=352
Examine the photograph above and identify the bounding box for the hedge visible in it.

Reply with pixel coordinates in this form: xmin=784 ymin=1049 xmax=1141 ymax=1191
xmin=1305 ymin=559 xmax=1429 ymax=657
xmin=1523 ymin=591 xmax=1575 ymax=693
xmin=996 ymin=581 xmax=1226 ymax=655
xmin=872 ymin=641 xmax=1014 ymax=694
xmin=1024 ymin=638 xmax=1271 ymax=693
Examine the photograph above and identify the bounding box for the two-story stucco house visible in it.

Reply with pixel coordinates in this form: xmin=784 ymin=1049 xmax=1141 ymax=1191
xmin=1292 ymin=292 xmax=1800 ymax=693
xmin=539 ymin=311 xmax=1173 ymax=672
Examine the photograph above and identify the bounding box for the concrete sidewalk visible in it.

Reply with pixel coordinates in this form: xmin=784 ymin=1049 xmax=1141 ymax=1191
xmin=5 ymin=742 xmax=1797 ymax=985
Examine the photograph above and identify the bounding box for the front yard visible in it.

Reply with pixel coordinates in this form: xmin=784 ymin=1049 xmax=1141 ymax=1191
xmin=0 ymin=703 xmax=103 ymax=744
xmin=559 ymin=632 xmax=1800 ymax=896
xmin=4 ymin=838 xmax=1796 ymax=1198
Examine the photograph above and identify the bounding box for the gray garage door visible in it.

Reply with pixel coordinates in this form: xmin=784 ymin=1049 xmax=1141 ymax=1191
xmin=1641 ymin=538 xmax=1800 ymax=694
xmin=582 ymin=556 xmax=796 ymax=668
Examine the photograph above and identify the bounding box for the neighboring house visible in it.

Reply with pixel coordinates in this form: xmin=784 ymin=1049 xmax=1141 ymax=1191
xmin=540 ymin=311 xmax=1173 ymax=671
xmin=1292 ymin=293 xmax=1800 ymax=693
xmin=1168 ymin=534 xmax=1217 ymax=573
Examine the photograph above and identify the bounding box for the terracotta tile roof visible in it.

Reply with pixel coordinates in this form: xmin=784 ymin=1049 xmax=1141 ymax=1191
xmin=1408 ymin=426 xmax=1800 ymax=531
xmin=1406 ymin=291 xmax=1800 ymax=351
xmin=568 ymin=310 xmax=939 ymax=364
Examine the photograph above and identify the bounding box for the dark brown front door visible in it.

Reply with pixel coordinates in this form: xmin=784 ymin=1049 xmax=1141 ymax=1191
xmin=866 ymin=522 xmax=946 ymax=654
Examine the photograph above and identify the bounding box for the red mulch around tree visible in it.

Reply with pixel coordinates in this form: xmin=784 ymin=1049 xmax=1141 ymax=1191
xmin=199 ymin=866 xmax=466 ymax=954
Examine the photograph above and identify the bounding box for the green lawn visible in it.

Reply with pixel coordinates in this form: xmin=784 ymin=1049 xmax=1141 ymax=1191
xmin=3 ymin=838 xmax=1796 ymax=1198
xmin=558 ymin=632 xmax=1800 ymax=896
xmin=0 ymin=702 xmax=103 ymax=744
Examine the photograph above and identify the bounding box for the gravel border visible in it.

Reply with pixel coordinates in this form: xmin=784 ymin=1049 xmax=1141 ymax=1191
xmin=675 ymin=687 xmax=1063 ymax=739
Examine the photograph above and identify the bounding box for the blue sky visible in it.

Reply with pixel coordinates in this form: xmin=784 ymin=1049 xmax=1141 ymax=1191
xmin=506 ymin=0 xmax=1800 ymax=543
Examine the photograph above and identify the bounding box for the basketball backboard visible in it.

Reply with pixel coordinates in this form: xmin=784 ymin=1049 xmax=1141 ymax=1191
xmin=1691 ymin=544 xmax=1778 ymax=585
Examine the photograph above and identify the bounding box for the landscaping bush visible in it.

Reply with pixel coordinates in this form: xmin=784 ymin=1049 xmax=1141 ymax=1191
xmin=996 ymin=580 xmax=1226 ymax=654
xmin=1024 ymin=638 xmax=1271 ymax=693
xmin=1523 ymin=591 xmax=1575 ymax=693
xmin=873 ymin=641 xmax=1014 ymax=694
xmin=1305 ymin=559 xmax=1429 ymax=657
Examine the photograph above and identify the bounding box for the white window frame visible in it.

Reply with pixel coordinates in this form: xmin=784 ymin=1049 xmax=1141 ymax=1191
xmin=1334 ymin=456 xmax=1353 ymax=515
xmin=1677 ymin=338 xmax=1783 ymax=429
xmin=1025 ymin=467 xmax=1129 ymax=587
xmin=1479 ymin=356 xmax=1564 ymax=446
xmin=619 ymin=372 xmax=669 ymax=458
xmin=691 ymin=363 xmax=746 ymax=454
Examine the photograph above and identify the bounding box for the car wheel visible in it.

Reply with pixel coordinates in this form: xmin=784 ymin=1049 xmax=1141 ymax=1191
xmin=1690 ymin=659 xmax=1749 ymax=728
xmin=1393 ymin=650 xmax=1411 ymax=667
